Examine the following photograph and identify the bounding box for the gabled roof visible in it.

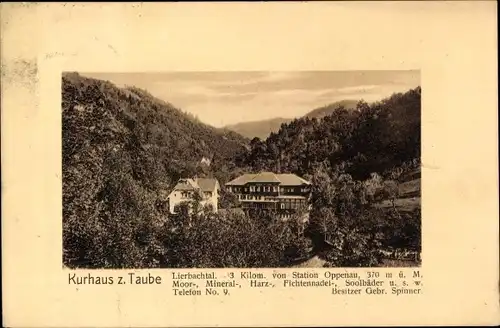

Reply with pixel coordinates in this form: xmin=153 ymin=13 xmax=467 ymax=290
xmin=225 ymin=172 xmax=311 ymax=186
xmin=170 ymin=178 xmax=219 ymax=195
xmin=173 ymin=178 xmax=199 ymax=191
xmin=226 ymin=174 xmax=257 ymax=186
xmin=276 ymin=173 xmax=311 ymax=186
xmin=196 ymin=178 xmax=219 ymax=192
xmin=249 ymin=172 xmax=281 ymax=184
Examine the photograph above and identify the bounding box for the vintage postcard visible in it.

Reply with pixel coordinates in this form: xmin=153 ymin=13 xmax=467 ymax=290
xmin=2 ymin=2 xmax=498 ymax=327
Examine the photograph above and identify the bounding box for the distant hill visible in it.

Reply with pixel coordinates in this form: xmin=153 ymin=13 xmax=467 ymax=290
xmin=224 ymin=117 xmax=292 ymax=140
xmin=224 ymin=99 xmax=360 ymax=140
xmin=303 ymin=99 xmax=359 ymax=119
xmin=236 ymin=87 xmax=421 ymax=180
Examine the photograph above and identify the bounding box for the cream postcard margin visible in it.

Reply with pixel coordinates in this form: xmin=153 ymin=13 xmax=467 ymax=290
xmin=1 ymin=2 xmax=498 ymax=327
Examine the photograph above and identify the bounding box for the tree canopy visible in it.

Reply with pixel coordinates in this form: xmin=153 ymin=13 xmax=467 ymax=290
xmin=62 ymin=73 xmax=421 ymax=269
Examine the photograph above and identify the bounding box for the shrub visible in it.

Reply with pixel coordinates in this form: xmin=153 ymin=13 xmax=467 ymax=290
xmin=164 ymin=210 xmax=312 ymax=268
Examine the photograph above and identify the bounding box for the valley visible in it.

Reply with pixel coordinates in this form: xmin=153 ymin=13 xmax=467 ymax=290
xmin=62 ymin=72 xmax=421 ymax=269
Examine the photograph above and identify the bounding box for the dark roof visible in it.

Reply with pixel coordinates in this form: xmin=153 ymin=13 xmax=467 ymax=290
xmin=173 ymin=179 xmax=198 ymax=191
xmin=171 ymin=178 xmax=219 ymax=195
xmin=196 ymin=178 xmax=219 ymax=192
xmin=226 ymin=172 xmax=311 ymax=186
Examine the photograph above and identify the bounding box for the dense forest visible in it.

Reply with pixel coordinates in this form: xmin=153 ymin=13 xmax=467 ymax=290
xmin=236 ymin=87 xmax=421 ymax=180
xmin=62 ymin=72 xmax=421 ymax=269
xmin=62 ymin=72 xmax=248 ymax=267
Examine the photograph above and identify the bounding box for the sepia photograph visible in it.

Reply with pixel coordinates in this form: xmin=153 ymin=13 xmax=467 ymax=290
xmin=62 ymin=70 xmax=422 ymax=269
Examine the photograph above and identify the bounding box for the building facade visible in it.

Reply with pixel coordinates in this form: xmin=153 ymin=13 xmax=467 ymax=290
xmin=167 ymin=178 xmax=220 ymax=214
xmin=225 ymin=172 xmax=312 ymax=219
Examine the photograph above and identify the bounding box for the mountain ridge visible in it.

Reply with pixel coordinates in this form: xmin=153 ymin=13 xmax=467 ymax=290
xmin=224 ymin=117 xmax=293 ymax=140
xmin=224 ymin=99 xmax=360 ymax=140
xmin=62 ymin=72 xmax=248 ymax=190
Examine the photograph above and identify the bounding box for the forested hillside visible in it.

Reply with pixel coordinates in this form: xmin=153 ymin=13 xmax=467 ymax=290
xmin=62 ymin=72 xmax=248 ymax=267
xmin=234 ymin=87 xmax=422 ymax=267
xmin=236 ymin=87 xmax=421 ymax=181
xmin=223 ymin=100 xmax=359 ymax=140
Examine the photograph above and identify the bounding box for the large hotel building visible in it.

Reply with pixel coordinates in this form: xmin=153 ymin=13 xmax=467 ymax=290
xmin=225 ymin=172 xmax=312 ymax=218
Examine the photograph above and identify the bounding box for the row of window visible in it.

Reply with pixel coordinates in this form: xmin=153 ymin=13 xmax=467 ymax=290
xmin=237 ymin=194 xmax=307 ymax=202
xmin=249 ymin=185 xmax=277 ymax=192
xmin=280 ymin=202 xmax=305 ymax=210
xmin=242 ymin=203 xmax=277 ymax=209
xmin=178 ymin=191 xmax=212 ymax=198
xmin=241 ymin=202 xmax=306 ymax=210
xmin=228 ymin=186 xmax=309 ymax=193
xmin=238 ymin=195 xmax=280 ymax=201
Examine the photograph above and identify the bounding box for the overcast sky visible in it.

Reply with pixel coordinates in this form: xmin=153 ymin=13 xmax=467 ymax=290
xmin=82 ymin=71 xmax=420 ymax=127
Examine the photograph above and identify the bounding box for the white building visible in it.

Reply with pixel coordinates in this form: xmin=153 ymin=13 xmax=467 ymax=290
xmin=167 ymin=178 xmax=220 ymax=214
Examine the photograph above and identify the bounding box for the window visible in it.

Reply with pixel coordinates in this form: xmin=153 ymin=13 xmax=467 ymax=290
xmin=256 ymin=186 xmax=260 ymax=192
xmin=250 ymin=186 xmax=255 ymax=192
